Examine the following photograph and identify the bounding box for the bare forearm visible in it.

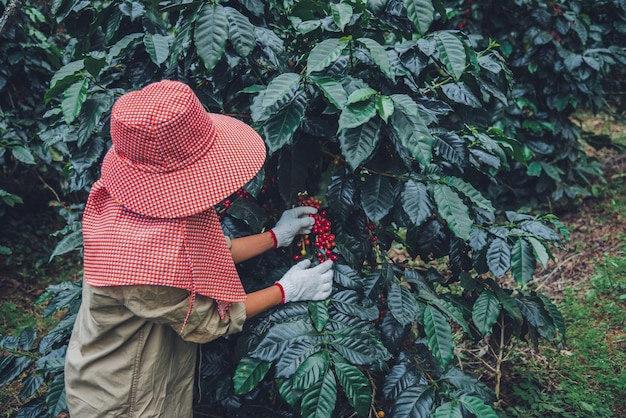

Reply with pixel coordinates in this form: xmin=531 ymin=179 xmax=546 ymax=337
xmin=244 ymin=285 xmax=282 ymax=318
xmin=230 ymin=232 xmax=275 ymax=263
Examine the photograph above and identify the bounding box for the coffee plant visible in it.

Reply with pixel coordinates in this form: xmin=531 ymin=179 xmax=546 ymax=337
xmin=4 ymin=0 xmax=624 ymax=416
xmin=440 ymin=0 xmax=626 ymax=208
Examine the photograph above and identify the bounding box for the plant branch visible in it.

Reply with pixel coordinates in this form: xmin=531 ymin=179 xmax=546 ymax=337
xmin=0 ymin=0 xmax=25 ymax=37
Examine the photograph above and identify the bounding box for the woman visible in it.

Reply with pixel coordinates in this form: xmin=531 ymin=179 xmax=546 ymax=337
xmin=64 ymin=80 xmax=333 ymax=417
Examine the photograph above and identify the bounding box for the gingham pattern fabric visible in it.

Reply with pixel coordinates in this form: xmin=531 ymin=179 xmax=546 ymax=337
xmin=83 ymin=180 xmax=246 ymax=316
xmin=101 ymin=80 xmax=266 ymax=219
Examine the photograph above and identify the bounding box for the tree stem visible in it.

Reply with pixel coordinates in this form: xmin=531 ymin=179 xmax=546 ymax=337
xmin=0 ymin=0 xmax=25 ymax=37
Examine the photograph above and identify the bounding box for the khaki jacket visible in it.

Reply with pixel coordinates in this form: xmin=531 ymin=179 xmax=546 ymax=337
xmin=65 ymin=282 xmax=246 ymax=417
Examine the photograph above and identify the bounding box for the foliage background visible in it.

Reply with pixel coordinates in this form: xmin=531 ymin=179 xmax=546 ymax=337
xmin=1 ymin=0 xmax=625 ymax=417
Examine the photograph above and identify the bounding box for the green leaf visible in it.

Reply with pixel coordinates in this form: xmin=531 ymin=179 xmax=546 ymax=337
xmin=511 ymin=238 xmax=536 ymax=284
xmin=434 ymin=31 xmax=467 ymax=80
xmin=49 ymin=230 xmax=83 ymax=262
xmin=11 ymin=147 xmax=36 ymax=165
xmin=330 ymin=336 xmax=375 ymax=366
xmin=233 ymin=357 xmax=272 ymax=395
xmin=375 ymin=95 xmax=394 ymax=123
xmin=309 ymin=301 xmax=329 ymax=333
xmin=472 ymin=290 xmax=501 ymax=337
xmin=310 ymin=76 xmax=348 ymax=109
xmin=441 ymin=82 xmax=482 ymax=107
xmin=339 ymin=118 xmax=381 ymax=171
xmin=527 ymin=236 xmax=551 ymax=267
xmin=401 ymin=180 xmax=433 ymax=227
xmin=49 ymin=59 xmax=84 ymax=91
xmin=276 ymin=338 xmax=322 ymax=379
xmin=390 ymin=97 xmax=433 ymax=166
xmin=538 ymin=294 xmax=566 ymax=343
xmin=486 ymin=237 xmax=511 ymax=278
xmin=194 ymin=3 xmax=228 ymax=72
xmin=346 ymin=87 xmax=377 ymax=105
xmin=334 ymin=361 xmax=371 ymax=417
xmin=226 ymin=198 xmax=267 ymax=233
xmin=264 ymin=93 xmax=307 ymax=154
xmin=306 ymin=38 xmax=349 ymax=75
xmin=459 ymin=395 xmax=499 ymax=418
xmin=331 ymin=2 xmax=353 ymax=31
xmin=403 ymin=0 xmax=434 ymax=35
xmin=443 ymin=176 xmax=495 ymax=213
xmin=493 ymin=287 xmax=523 ymax=325
xmin=430 ymin=183 xmax=472 ymax=241
xmin=107 ymin=33 xmax=143 ymax=62
xmin=433 ymin=401 xmax=463 ymax=418
xmin=338 ymin=100 xmax=377 ymax=130
xmin=293 ymin=352 xmax=329 ymax=390
xmin=143 ymin=33 xmax=170 ymax=66
xmin=300 ymin=368 xmax=337 ymax=418
xmin=0 ymin=356 xmax=31 ymax=386
xmin=423 ymin=305 xmax=454 ymax=368
xmin=360 ymin=174 xmax=395 ymax=222
xmin=388 ymin=282 xmax=418 ymax=326
xmin=46 ymin=373 xmax=67 ymax=418
xmin=61 ymin=78 xmax=89 ymax=124
xmin=263 ymin=73 xmax=302 ymax=110
xmin=326 ymin=175 xmax=356 ymax=221
xmin=391 ymin=384 xmax=435 ymax=417
xmin=250 ymin=320 xmax=318 ymax=361
xmin=225 ymin=6 xmax=255 ymax=57
xmin=357 ymin=37 xmax=393 ymax=79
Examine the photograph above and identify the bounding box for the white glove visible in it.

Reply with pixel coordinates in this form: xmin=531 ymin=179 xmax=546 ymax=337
xmin=270 ymin=206 xmax=317 ymax=248
xmin=276 ymin=259 xmax=334 ymax=303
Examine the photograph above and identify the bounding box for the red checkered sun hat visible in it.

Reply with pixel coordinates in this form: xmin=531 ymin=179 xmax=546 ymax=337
xmin=101 ymin=79 xmax=267 ymax=218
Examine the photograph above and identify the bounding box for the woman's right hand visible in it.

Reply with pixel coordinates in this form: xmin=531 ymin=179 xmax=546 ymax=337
xmin=276 ymin=259 xmax=333 ymax=303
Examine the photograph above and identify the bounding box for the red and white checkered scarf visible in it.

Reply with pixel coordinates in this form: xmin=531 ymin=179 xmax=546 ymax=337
xmin=82 ymin=180 xmax=246 ymax=321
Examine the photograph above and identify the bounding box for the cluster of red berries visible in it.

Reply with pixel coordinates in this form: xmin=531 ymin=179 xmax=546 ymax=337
xmin=293 ymin=194 xmax=337 ymax=263
xmin=364 ymin=222 xmax=377 ymax=244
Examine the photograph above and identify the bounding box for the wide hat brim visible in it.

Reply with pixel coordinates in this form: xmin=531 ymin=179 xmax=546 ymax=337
xmin=101 ymin=113 xmax=266 ymax=219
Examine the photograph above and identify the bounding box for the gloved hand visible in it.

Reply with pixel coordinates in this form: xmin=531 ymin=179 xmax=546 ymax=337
xmin=276 ymin=259 xmax=333 ymax=303
xmin=270 ymin=206 xmax=317 ymax=248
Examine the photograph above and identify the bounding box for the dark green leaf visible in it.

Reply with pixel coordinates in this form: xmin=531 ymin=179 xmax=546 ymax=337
xmin=433 ymin=402 xmax=463 ymax=418
xmin=300 ymin=368 xmax=337 ymax=418
xmin=293 ymin=351 xmax=329 ymax=390
xmin=339 ymin=118 xmax=381 ymax=171
xmin=18 ymin=327 xmax=36 ymax=351
xmin=334 ymin=361 xmax=371 ymax=416
xmin=262 ymin=73 xmax=302 ymax=110
xmin=250 ymin=320 xmax=317 ymax=361
xmin=459 ymin=395 xmax=499 ymax=418
xmin=338 ymin=100 xmax=377 ymax=130
xmin=401 ymin=180 xmax=433 ymax=227
xmin=333 ymin=265 xmax=360 ymax=290
xmin=143 ymin=33 xmax=170 ymax=66
xmin=309 ymin=301 xmax=329 ymax=333
xmin=388 ymin=282 xmax=418 ymax=326
xmin=233 ymin=357 xmax=272 ymax=395
xmin=357 ymin=37 xmax=393 ymax=79
xmin=61 ymin=78 xmax=88 ymax=124
xmin=264 ymin=93 xmax=307 ymax=154
xmin=49 ymin=230 xmax=83 ymax=262
xmin=390 ymin=98 xmax=434 ymax=166
xmin=434 ymin=31 xmax=466 ymax=80
xmin=227 ymin=198 xmax=266 ymax=233
xmin=194 ymin=3 xmax=228 ymax=72
xmin=275 ymin=338 xmax=322 ymax=378
xmin=0 ymin=356 xmax=31 ymax=387
xmin=225 ymin=6 xmax=255 ymax=57
xmin=326 ymin=175 xmax=356 ymax=221
xmin=310 ymin=76 xmax=348 ymax=109
xmin=383 ymin=361 xmax=420 ymax=400
xmin=430 ymin=183 xmax=472 ymax=240
xmin=471 ymin=290 xmax=501 ymax=337
xmin=11 ymin=147 xmax=35 ymax=165
xmin=18 ymin=373 xmax=43 ymax=400
xmin=511 ymin=238 xmax=536 ymax=284
xmin=307 ymin=38 xmax=349 ymax=74
xmin=404 ymin=0 xmax=435 ymax=35
xmin=423 ymin=305 xmax=454 ymax=368
xmin=330 ymin=336 xmax=375 ymax=366
xmin=46 ymin=373 xmax=67 ymax=417
xmin=361 ymin=174 xmax=395 ymax=222
xmin=391 ymin=384 xmax=435 ymax=417
xmin=486 ymin=237 xmax=511 ymax=278
xmin=441 ymin=82 xmax=482 ymax=108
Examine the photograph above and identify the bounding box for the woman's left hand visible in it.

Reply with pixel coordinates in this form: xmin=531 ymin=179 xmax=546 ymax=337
xmin=270 ymin=206 xmax=317 ymax=247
